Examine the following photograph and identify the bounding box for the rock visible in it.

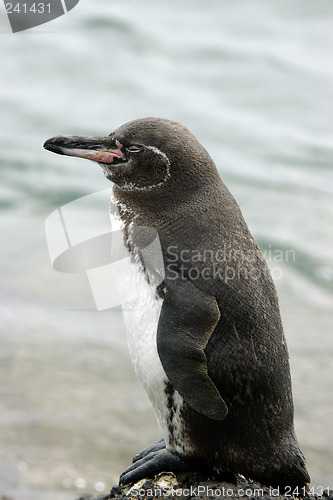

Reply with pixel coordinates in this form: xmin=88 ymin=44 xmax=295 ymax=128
xmin=74 ymin=472 xmax=333 ymax=500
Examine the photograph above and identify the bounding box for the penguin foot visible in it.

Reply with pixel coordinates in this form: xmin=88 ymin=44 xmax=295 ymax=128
xmin=119 ymin=448 xmax=191 ymax=486
xmin=132 ymin=438 xmax=166 ymax=463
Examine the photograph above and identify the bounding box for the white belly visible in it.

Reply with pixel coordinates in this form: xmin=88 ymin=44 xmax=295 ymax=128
xmin=121 ymin=258 xmax=171 ymax=436
xmin=121 ymin=258 xmax=194 ymax=456
xmin=122 ymin=258 xmax=164 ymax=398
xmin=110 ymin=199 xmax=193 ymax=455
xmin=109 ymin=197 xmax=168 ymax=416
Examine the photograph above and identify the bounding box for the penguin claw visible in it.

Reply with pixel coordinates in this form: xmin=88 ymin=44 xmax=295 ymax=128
xmin=132 ymin=438 xmax=166 ymax=463
xmin=119 ymin=448 xmax=190 ymax=486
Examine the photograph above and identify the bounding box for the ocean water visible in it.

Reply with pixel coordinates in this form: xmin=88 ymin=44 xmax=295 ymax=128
xmin=1 ymin=1 xmax=333 ymax=498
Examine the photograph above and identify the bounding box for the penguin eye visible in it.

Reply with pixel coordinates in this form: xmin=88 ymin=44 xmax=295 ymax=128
xmin=126 ymin=145 xmax=142 ymax=153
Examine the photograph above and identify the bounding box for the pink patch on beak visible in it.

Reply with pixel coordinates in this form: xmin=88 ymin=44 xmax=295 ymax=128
xmin=62 ymin=140 xmax=124 ymax=164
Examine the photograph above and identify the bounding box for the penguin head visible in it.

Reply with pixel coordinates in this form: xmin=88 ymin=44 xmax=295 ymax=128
xmin=44 ymin=117 xmax=218 ymax=194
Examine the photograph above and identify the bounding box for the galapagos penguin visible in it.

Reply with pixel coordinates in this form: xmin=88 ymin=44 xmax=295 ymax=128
xmin=44 ymin=117 xmax=310 ymax=491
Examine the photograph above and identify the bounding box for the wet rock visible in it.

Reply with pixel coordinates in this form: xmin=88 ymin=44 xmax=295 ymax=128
xmin=74 ymin=472 xmax=333 ymax=500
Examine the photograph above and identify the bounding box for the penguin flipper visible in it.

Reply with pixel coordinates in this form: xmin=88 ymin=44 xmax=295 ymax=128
xmin=157 ymin=279 xmax=228 ymax=421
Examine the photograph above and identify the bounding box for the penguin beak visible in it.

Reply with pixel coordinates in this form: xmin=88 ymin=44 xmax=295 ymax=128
xmin=43 ymin=135 xmax=125 ymax=165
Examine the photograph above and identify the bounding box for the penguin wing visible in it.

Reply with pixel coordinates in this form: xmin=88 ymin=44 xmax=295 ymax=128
xmin=157 ymin=279 xmax=228 ymax=421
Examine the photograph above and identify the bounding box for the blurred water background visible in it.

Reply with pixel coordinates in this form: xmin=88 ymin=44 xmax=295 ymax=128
xmin=1 ymin=0 xmax=333 ymax=498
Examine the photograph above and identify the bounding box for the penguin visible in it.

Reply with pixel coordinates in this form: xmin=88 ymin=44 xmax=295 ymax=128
xmin=44 ymin=117 xmax=310 ymax=492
